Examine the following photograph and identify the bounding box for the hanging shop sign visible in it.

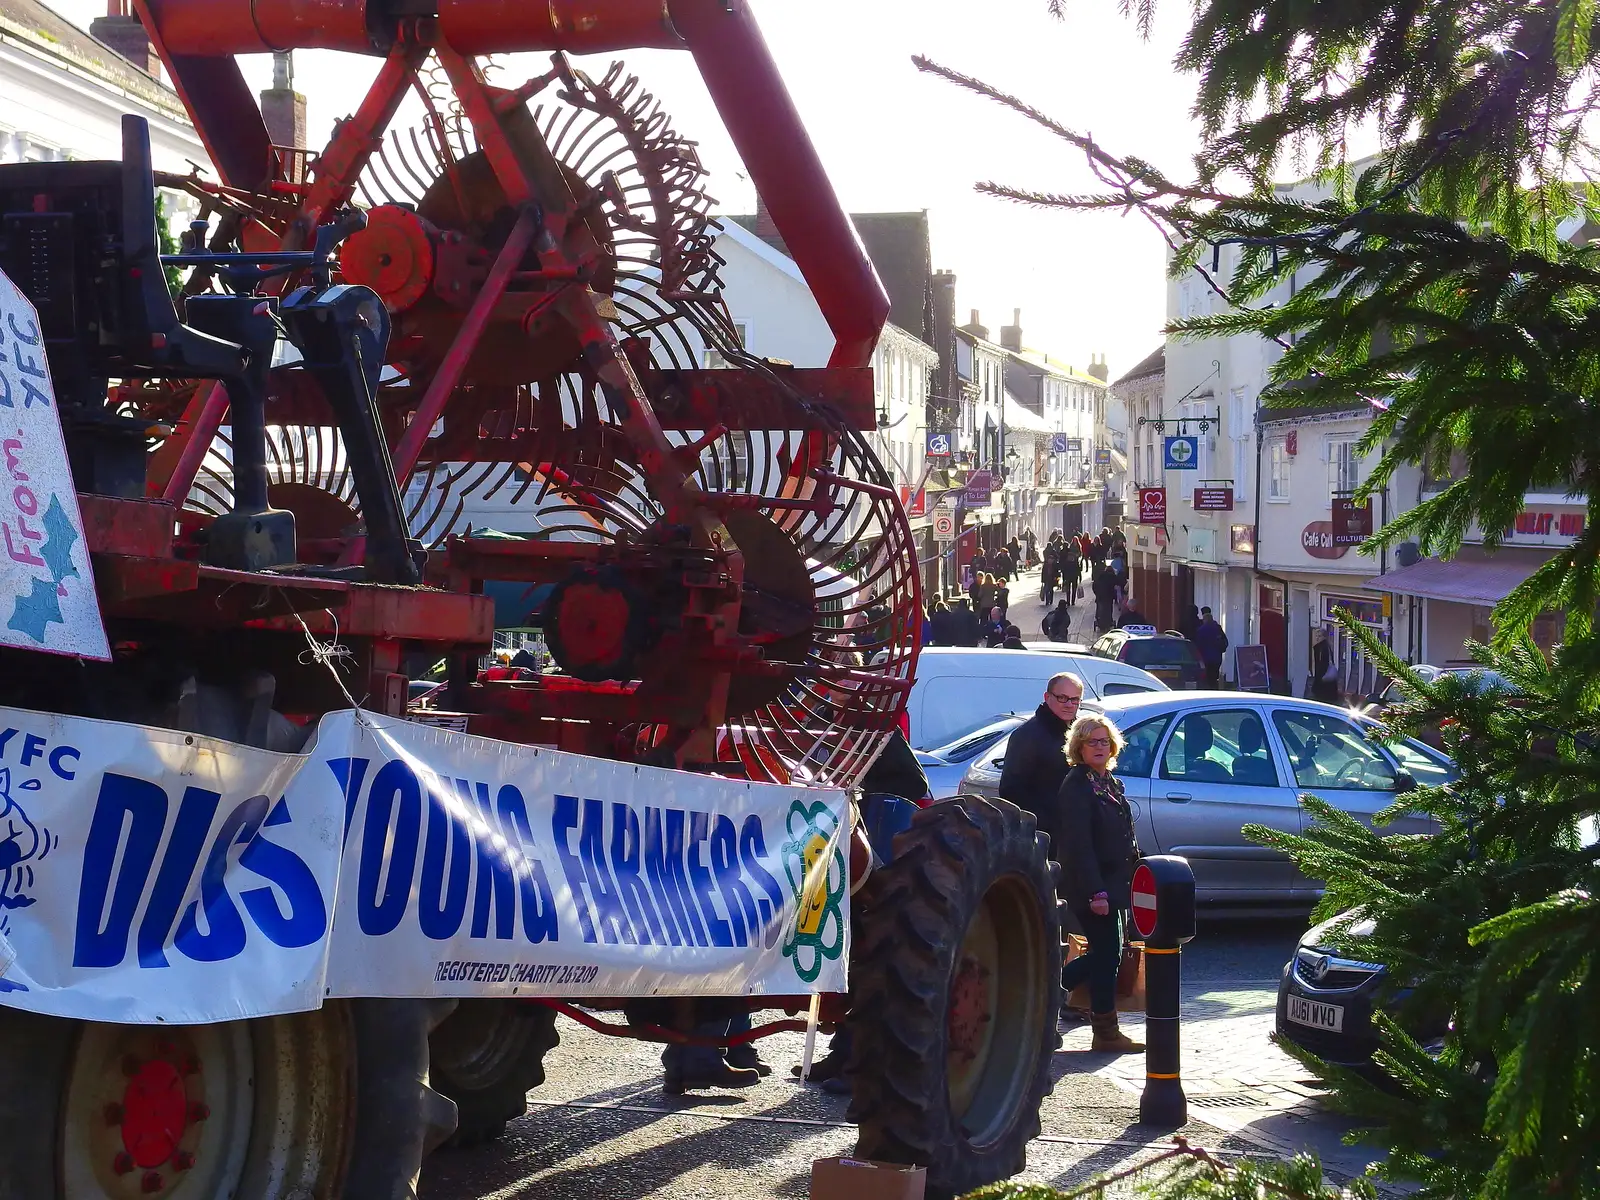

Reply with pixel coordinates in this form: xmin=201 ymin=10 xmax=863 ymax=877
xmin=1193 ymin=486 xmax=1234 ymax=512
xmin=1229 ymin=524 xmax=1256 ymax=554
xmin=1163 ymin=436 xmax=1198 ymax=470
xmin=1331 ymin=498 xmax=1373 ymax=546
xmin=1139 ymin=487 xmax=1167 ymax=525
xmin=962 ymin=470 xmax=993 ymax=508
xmin=926 ymin=432 xmax=952 ymax=459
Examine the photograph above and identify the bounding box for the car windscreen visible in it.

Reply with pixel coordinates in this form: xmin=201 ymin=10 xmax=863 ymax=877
xmin=1120 ymin=639 xmax=1202 ymax=669
xmin=929 ymin=718 xmax=1025 ymax=763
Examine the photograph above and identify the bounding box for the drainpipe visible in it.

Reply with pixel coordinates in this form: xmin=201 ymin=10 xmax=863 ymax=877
xmin=1251 ymin=413 xmax=1265 ymax=636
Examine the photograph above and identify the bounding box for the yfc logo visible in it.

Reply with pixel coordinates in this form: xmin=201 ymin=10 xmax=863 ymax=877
xmin=779 ymin=799 xmax=846 ymax=983
xmin=0 ymin=765 xmax=55 ymax=993
xmin=0 ymin=767 xmax=51 ymax=916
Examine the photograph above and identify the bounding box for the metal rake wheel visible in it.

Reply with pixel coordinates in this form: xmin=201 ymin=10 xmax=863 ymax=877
xmin=159 ymin=54 xmax=918 ymax=788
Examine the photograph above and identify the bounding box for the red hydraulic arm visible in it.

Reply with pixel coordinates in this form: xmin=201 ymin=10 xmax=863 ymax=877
xmin=134 ymin=0 xmax=889 ymax=368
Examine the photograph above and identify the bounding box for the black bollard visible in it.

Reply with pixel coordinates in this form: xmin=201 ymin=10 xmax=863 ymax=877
xmin=1133 ymin=855 xmax=1196 ymax=1129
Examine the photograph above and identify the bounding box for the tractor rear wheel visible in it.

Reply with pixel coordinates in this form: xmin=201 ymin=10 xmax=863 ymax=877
xmin=0 ymin=998 xmax=458 ymax=1199
xmin=429 ymin=999 xmax=561 ymax=1148
xmin=847 ymin=795 xmax=1064 ymax=1198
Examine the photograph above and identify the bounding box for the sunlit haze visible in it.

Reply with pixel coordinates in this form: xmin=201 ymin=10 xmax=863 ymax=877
xmin=47 ymin=0 xmax=1203 ymax=376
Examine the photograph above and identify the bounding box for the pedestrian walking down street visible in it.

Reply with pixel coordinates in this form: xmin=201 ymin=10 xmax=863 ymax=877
xmin=1092 ymin=566 xmax=1116 ymax=634
xmin=1041 ymin=538 xmax=1060 ymax=605
xmin=983 ymin=606 xmax=1008 ymax=647
xmin=1310 ymin=626 xmax=1341 ymax=703
xmin=1057 ymin=713 xmax=1144 ymax=1053
xmin=995 ymin=579 xmax=1011 ymax=620
xmin=1062 ymin=538 xmax=1081 ymax=605
xmin=997 ymin=672 xmax=1083 ymax=854
xmin=1042 ymin=599 xmax=1073 ymax=643
xmin=993 ymin=545 xmax=1015 ymax=583
xmin=1195 ymin=606 xmax=1229 ymax=688
xmin=972 ymin=572 xmax=998 ymax=618
xmin=951 ymin=597 xmax=983 ymax=646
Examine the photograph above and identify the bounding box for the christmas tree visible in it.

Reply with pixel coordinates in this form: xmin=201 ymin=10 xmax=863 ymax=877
xmin=927 ymin=1 xmax=1600 ymax=1195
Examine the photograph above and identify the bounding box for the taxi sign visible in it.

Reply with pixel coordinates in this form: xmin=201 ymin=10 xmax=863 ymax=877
xmin=1131 ymin=862 xmax=1159 ymax=939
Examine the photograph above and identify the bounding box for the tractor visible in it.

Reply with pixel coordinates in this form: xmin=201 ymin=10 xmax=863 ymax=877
xmin=0 ymin=3 xmax=1064 ymax=1197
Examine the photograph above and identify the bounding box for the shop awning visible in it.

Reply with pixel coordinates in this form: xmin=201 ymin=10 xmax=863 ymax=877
xmin=1366 ymin=556 xmax=1540 ymax=606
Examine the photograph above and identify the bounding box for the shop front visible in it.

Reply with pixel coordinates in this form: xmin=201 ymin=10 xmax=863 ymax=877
xmin=1367 ymin=544 xmax=1564 ymax=667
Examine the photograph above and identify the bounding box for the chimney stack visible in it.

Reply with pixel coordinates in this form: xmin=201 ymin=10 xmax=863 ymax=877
xmin=1087 ymin=353 xmax=1109 ymax=383
xmin=1000 ymin=307 xmax=1023 ymax=352
xmin=260 ymin=51 xmax=307 ymax=152
xmin=961 ymin=309 xmax=990 ymax=341
xmin=90 ymin=8 xmax=160 ymax=76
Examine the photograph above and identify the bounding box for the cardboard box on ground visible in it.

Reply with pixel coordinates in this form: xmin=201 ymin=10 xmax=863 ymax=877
xmin=810 ymin=1157 xmax=927 ymax=1200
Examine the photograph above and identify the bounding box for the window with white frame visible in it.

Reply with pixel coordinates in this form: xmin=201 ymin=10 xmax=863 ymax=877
xmin=703 ymin=321 xmax=750 ymax=369
xmin=1326 ymin=438 xmax=1361 ymax=497
xmin=1233 ymin=437 xmax=1252 ymax=503
xmin=1230 ymin=386 xmax=1252 ymax=503
xmin=1268 ymin=439 xmax=1290 ymax=501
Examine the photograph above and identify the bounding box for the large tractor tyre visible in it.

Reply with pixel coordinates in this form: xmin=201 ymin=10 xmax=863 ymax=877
xmin=429 ymin=999 xmax=561 ymax=1148
xmin=0 ymin=997 xmax=458 ymax=1199
xmin=848 ymin=795 xmax=1065 ymax=1199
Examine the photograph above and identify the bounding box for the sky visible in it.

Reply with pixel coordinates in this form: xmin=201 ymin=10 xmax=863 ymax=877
xmin=49 ymin=0 xmax=1202 ymax=380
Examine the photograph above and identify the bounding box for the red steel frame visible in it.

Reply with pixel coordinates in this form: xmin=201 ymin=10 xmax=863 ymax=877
xmin=75 ymin=0 xmax=908 ymax=1044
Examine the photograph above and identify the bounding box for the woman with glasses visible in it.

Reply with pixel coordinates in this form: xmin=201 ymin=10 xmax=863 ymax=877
xmin=1057 ymin=714 xmax=1144 ymax=1053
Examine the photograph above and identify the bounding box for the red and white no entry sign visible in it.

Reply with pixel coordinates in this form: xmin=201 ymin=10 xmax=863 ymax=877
xmin=1130 ymin=862 xmax=1158 ymax=939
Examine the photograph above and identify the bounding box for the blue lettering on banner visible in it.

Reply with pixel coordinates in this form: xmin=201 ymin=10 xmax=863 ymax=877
xmin=68 ymin=745 xmax=807 ymax=975
xmin=73 ymin=773 xmax=327 ymax=970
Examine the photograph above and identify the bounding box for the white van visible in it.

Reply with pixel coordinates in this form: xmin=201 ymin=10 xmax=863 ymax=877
xmin=907 ymin=647 xmax=1167 ymax=749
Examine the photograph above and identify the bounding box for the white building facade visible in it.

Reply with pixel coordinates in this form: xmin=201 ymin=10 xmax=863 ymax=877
xmin=0 ymin=3 xmax=206 ymax=206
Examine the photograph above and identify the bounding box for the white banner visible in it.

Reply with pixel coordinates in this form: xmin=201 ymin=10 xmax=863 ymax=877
xmin=0 ymin=707 xmax=850 ymax=1025
xmin=0 ymin=710 xmax=339 ymax=1023
xmin=0 ymin=275 xmax=108 ymax=661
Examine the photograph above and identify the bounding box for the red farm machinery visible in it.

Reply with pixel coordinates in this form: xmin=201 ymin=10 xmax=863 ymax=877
xmin=0 ymin=2 xmax=1064 ymax=1196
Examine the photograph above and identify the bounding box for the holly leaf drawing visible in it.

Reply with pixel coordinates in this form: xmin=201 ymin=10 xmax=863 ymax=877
xmin=7 ymin=576 xmax=61 ymax=643
xmin=39 ymin=495 xmax=79 ymax=587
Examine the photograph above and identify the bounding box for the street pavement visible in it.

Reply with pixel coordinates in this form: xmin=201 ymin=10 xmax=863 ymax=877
xmin=1008 ymin=561 xmax=1100 ymax=648
xmin=421 ymin=919 xmax=1396 ymax=1199
xmin=422 ymin=572 xmax=1394 ymax=1197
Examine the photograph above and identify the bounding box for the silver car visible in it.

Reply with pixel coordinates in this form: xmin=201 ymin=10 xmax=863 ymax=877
xmin=959 ymin=691 xmax=1456 ymax=906
xmin=915 ymin=714 xmax=1029 ymax=800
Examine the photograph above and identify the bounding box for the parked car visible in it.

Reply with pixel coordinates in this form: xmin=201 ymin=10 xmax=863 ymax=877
xmin=1279 ymin=803 xmax=1597 ymax=1069
xmin=959 ymin=691 xmax=1457 ymax=906
xmin=1273 ymin=912 xmax=1452 ymax=1068
xmin=907 ymin=647 xmax=1165 ymax=749
xmin=1358 ymin=665 xmax=1517 ymax=749
xmin=915 ymin=706 xmax=1106 ymax=799
xmin=1089 ymin=628 xmax=1206 ymax=690
xmin=915 ymin=714 xmax=1030 ymax=800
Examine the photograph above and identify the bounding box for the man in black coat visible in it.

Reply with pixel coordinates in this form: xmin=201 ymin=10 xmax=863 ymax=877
xmin=997 ymin=672 xmax=1084 ymax=858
